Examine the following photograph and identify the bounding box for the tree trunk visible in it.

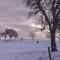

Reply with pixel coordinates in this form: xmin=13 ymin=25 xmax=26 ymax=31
xmin=51 ymin=30 xmax=57 ymax=52
xmin=5 ymin=35 xmax=6 ymax=40
xmin=10 ymin=36 xmax=12 ymax=40
xmin=32 ymin=37 xmax=33 ymax=41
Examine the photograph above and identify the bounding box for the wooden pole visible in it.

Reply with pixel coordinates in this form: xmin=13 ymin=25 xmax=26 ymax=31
xmin=48 ymin=47 xmax=51 ymax=60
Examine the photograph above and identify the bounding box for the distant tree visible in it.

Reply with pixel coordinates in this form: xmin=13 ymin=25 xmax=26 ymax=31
xmin=25 ymin=0 xmax=60 ymax=51
xmin=46 ymin=32 xmax=51 ymax=38
xmin=5 ymin=29 xmax=18 ymax=39
xmin=56 ymin=25 xmax=60 ymax=40
xmin=0 ymin=33 xmax=1 ymax=39
xmin=1 ymin=32 xmax=7 ymax=40
xmin=29 ymin=31 xmax=35 ymax=40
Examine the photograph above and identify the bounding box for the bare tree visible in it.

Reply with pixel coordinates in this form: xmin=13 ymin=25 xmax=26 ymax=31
xmin=29 ymin=31 xmax=35 ymax=40
xmin=5 ymin=29 xmax=18 ymax=39
xmin=25 ymin=0 xmax=60 ymax=51
xmin=1 ymin=32 xmax=7 ymax=40
xmin=56 ymin=25 xmax=60 ymax=40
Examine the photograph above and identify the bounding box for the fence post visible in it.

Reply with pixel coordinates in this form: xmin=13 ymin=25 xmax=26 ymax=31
xmin=48 ymin=47 xmax=51 ymax=60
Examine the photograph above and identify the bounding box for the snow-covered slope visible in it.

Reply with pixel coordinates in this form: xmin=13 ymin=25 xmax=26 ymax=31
xmin=0 ymin=39 xmax=60 ymax=60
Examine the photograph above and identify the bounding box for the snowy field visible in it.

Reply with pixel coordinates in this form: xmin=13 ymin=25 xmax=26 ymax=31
xmin=0 ymin=39 xmax=60 ymax=60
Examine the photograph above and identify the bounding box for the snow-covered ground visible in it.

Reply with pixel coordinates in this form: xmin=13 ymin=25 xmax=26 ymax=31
xmin=0 ymin=39 xmax=60 ymax=60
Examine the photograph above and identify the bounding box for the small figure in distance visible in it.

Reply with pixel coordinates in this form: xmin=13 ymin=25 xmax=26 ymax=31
xmin=37 ymin=40 xmax=39 ymax=44
xmin=21 ymin=38 xmax=23 ymax=41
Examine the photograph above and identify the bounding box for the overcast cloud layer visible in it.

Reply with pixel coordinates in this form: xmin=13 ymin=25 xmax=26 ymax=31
xmin=0 ymin=0 xmax=47 ymax=39
xmin=0 ymin=0 xmax=34 ymax=38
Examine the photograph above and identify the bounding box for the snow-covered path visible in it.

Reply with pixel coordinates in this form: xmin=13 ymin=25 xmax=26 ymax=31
xmin=0 ymin=39 xmax=60 ymax=60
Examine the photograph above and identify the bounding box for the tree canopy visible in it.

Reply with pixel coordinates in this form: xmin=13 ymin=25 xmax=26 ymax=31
xmin=25 ymin=0 xmax=60 ymax=51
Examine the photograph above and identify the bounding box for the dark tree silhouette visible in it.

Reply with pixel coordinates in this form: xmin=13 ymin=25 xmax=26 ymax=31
xmin=5 ymin=29 xmax=18 ymax=39
xmin=25 ymin=0 xmax=60 ymax=51
xmin=1 ymin=32 xmax=7 ymax=40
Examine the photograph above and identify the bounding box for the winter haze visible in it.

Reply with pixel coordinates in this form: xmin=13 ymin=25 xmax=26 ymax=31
xmin=0 ymin=0 xmax=47 ymax=39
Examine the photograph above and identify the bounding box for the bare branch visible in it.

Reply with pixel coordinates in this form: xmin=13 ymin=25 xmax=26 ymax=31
xmin=29 ymin=10 xmax=40 ymax=17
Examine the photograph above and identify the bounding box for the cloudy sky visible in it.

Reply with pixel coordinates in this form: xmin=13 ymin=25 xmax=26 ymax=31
xmin=0 ymin=0 xmax=47 ymax=39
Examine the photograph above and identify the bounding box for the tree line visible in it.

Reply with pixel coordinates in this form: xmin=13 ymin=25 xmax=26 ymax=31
xmin=0 ymin=29 xmax=18 ymax=40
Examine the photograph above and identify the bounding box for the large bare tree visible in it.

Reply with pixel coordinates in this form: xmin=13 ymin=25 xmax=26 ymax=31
xmin=25 ymin=0 xmax=60 ymax=51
